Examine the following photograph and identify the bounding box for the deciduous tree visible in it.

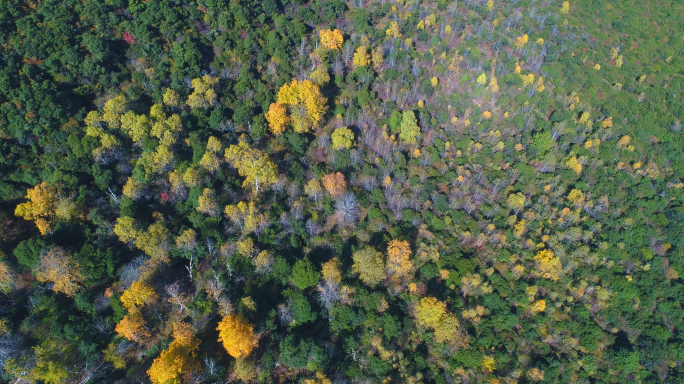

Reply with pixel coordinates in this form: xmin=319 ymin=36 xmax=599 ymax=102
xmin=35 ymin=247 xmax=83 ymax=296
xmin=331 ymin=127 xmax=354 ymax=150
xmin=186 ymin=75 xmax=219 ymax=108
xmin=120 ymin=280 xmax=158 ymax=310
xmin=15 ymin=182 xmax=57 ymax=235
xmin=265 ymin=103 xmax=289 ymax=135
xmin=352 ymin=247 xmax=385 ymax=286
xmin=322 ymin=172 xmax=347 ymax=199
xmin=399 ymin=111 xmax=420 ymax=144
xmin=147 ymin=322 xmax=200 ymax=384
xmin=115 ymin=315 xmax=149 ymax=343
xmin=386 ymin=240 xmax=413 ymax=279
xmin=217 ymin=314 xmax=258 ymax=358
xmin=225 ymin=142 xmax=278 ymax=194
xmin=353 ymin=46 xmax=370 ymax=67
xmin=319 ymin=29 xmax=343 ymax=50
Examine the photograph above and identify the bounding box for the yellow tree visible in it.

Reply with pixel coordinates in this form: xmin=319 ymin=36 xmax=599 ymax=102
xmin=225 ymin=142 xmax=278 ymax=195
xmin=225 ymin=200 xmax=267 ymax=234
xmin=507 ymin=192 xmax=526 ymax=214
xmin=319 ymin=29 xmax=344 ymax=50
xmin=163 ymin=88 xmax=180 ymax=111
xmin=216 ymin=314 xmax=258 ymax=358
xmin=102 ymin=95 xmax=127 ymax=128
xmin=120 ymin=111 xmax=151 ymax=142
xmin=304 ymin=179 xmax=323 ymax=201
xmin=122 ymin=177 xmax=143 ymax=200
xmin=414 ymin=296 xmax=447 ymax=329
xmin=35 ymin=247 xmax=83 ymax=296
xmin=197 ymin=188 xmax=219 ymax=216
xmin=151 ymin=111 xmax=182 ymax=146
xmin=15 ymin=182 xmax=57 ymax=235
xmin=115 ymin=314 xmax=150 ymax=343
xmin=114 ymin=216 xmax=139 ymax=244
xmin=199 ymin=151 xmax=220 ymax=174
xmin=175 ymin=228 xmax=197 ymax=251
xmin=352 ymin=246 xmax=385 ymax=286
xmin=386 ymin=240 xmax=413 ymax=279
xmin=413 ymin=297 xmax=463 ymax=344
xmin=147 ymin=322 xmax=200 ymax=384
xmin=120 ymin=280 xmax=158 ymax=310
xmin=331 ymin=127 xmax=355 ymax=150
xmin=321 ymin=257 xmax=342 ymax=283
xmin=533 ymin=249 xmax=562 ymax=280
xmin=135 ymin=222 xmax=171 ymax=261
xmin=186 ymin=75 xmax=219 ymax=108
xmin=322 ymin=172 xmax=347 ymax=199
xmin=304 ymin=372 xmax=332 ymax=384
xmin=277 ymin=79 xmax=327 ymax=133
xmin=265 ymin=102 xmax=289 ymax=135
xmin=353 ymin=46 xmax=370 ymax=67
xmin=371 ymin=46 xmax=384 ymax=70
xmin=386 ymin=21 xmax=402 ymax=38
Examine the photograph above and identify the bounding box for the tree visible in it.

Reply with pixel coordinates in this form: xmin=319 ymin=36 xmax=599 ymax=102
xmin=135 ymin=222 xmax=171 ymax=261
xmin=225 ymin=200 xmax=268 ymax=235
xmin=147 ymin=322 xmax=200 ymax=384
xmin=386 ymin=240 xmax=413 ymax=279
xmin=175 ymin=229 xmax=197 ymax=251
xmin=321 ymin=258 xmax=342 ymax=283
xmin=115 ymin=314 xmax=149 ymax=343
xmin=560 ymin=1 xmax=569 ymax=14
xmin=15 ymin=182 xmax=57 ymax=235
xmin=277 ymin=79 xmax=327 ymax=132
xmin=199 ymin=151 xmax=220 ymax=174
xmin=331 ymin=127 xmax=354 ymax=150
xmin=120 ymin=111 xmax=150 ymax=142
xmin=353 ymin=45 xmax=370 ymax=67
xmin=186 ymin=75 xmax=219 ymax=108
xmin=197 ymin=188 xmax=219 ymax=216
xmin=372 ymin=46 xmax=384 ymax=70
xmin=120 ymin=280 xmax=157 ymax=310
xmin=292 ymin=260 xmax=320 ymax=289
xmin=352 ymin=247 xmax=385 ymax=286
xmin=217 ymin=315 xmax=258 ymax=358
xmin=163 ymin=88 xmax=180 ymax=111
xmin=386 ymin=21 xmax=402 ymax=38
xmin=533 ymin=249 xmax=561 ymax=280
xmin=122 ymin=177 xmax=143 ymax=200
xmin=265 ymin=103 xmax=289 ymax=135
xmin=114 ymin=216 xmax=139 ymax=244
xmin=322 ymin=172 xmax=347 ymax=199
xmin=413 ymin=297 xmax=463 ymax=344
xmin=414 ymin=296 xmax=447 ymax=329
xmin=399 ymin=111 xmax=420 ymax=144
xmin=507 ymin=192 xmax=526 ymax=214
xmin=304 ymin=179 xmax=323 ymax=201
xmin=319 ymin=29 xmax=343 ymax=50
xmin=35 ymin=247 xmax=83 ymax=296
xmin=225 ymin=142 xmax=278 ymax=194
xmin=102 ymin=95 xmax=127 ymax=128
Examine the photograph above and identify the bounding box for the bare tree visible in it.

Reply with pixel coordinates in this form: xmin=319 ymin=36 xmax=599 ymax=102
xmin=166 ymin=282 xmax=189 ymax=313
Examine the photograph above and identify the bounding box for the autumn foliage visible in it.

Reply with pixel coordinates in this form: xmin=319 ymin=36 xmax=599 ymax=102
xmin=319 ymin=28 xmax=343 ymax=50
xmin=321 ymin=172 xmax=347 ymax=199
xmin=35 ymin=247 xmax=83 ymax=296
xmin=386 ymin=239 xmax=413 ymax=279
xmin=147 ymin=322 xmax=200 ymax=384
xmin=217 ymin=314 xmax=258 ymax=358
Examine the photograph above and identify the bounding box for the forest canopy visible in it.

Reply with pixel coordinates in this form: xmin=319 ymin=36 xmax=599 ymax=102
xmin=0 ymin=0 xmax=683 ymax=383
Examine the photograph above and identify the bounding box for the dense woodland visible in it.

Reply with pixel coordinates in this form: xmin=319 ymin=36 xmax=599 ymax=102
xmin=0 ymin=0 xmax=683 ymax=382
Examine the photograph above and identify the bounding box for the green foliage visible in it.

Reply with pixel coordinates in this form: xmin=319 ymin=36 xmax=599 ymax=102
xmin=291 ymin=260 xmax=320 ymax=290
